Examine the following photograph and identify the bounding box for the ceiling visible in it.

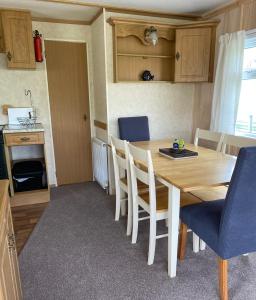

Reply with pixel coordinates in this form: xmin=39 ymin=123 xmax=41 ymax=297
xmin=0 ymin=0 xmax=234 ymax=22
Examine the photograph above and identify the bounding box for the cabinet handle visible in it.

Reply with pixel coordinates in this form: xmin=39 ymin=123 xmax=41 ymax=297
xmin=175 ymin=52 xmax=180 ymax=61
xmin=84 ymin=114 xmax=87 ymax=122
xmin=20 ymin=137 xmax=30 ymax=142
xmin=7 ymin=52 xmax=12 ymax=61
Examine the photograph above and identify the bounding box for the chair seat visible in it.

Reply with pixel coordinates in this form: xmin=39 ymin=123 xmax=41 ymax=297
xmin=180 ymin=199 xmax=225 ymax=256
xmin=140 ymin=187 xmax=202 ymax=212
xmin=190 ymin=186 xmax=228 ymax=202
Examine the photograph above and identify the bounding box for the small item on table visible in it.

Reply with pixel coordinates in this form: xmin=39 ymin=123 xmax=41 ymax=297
xmin=173 ymin=138 xmax=185 ymax=150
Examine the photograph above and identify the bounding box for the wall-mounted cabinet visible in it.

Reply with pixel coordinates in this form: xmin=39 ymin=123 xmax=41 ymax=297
xmin=109 ymin=18 xmax=218 ymax=83
xmin=0 ymin=10 xmax=35 ymax=69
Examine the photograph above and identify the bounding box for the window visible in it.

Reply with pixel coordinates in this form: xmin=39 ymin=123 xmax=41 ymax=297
xmin=236 ymin=31 xmax=256 ymax=137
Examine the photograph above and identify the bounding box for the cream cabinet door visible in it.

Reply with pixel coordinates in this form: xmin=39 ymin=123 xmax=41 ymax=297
xmin=174 ymin=27 xmax=212 ymax=82
xmin=1 ymin=10 xmax=35 ymax=69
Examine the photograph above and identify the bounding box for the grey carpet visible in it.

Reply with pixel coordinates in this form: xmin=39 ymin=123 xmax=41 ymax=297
xmin=19 ymin=182 xmax=256 ymax=300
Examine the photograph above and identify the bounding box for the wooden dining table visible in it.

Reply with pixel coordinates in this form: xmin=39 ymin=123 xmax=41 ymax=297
xmin=132 ymin=139 xmax=237 ymax=278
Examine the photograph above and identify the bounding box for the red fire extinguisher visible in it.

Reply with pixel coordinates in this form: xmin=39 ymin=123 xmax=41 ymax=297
xmin=33 ymin=30 xmax=43 ymax=62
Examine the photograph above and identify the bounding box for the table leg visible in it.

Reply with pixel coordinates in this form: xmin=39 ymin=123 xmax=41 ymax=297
xmin=168 ymin=184 xmax=180 ymax=278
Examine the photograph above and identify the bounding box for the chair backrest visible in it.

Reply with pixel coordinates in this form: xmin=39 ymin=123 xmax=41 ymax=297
xmin=194 ymin=128 xmax=224 ymax=152
xmin=118 ymin=116 xmax=150 ymax=142
xmin=110 ymin=136 xmax=129 ymax=187
xmin=128 ymin=144 xmax=157 ymax=212
xmin=218 ymin=147 xmax=256 ymax=259
xmin=221 ymin=134 xmax=256 ymax=154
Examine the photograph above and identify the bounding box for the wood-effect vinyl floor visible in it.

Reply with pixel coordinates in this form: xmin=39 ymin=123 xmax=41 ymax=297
xmin=11 ymin=203 xmax=48 ymax=255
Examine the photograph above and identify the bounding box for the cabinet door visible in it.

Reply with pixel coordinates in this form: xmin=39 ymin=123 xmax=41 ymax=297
xmin=0 ymin=201 xmax=22 ymax=300
xmin=7 ymin=207 xmax=22 ymax=299
xmin=175 ymin=27 xmax=212 ymax=82
xmin=2 ymin=10 xmax=35 ymax=69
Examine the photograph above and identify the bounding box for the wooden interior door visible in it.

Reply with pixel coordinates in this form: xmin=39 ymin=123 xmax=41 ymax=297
xmin=45 ymin=41 xmax=92 ymax=185
xmin=1 ymin=10 xmax=35 ymax=69
xmin=174 ymin=27 xmax=212 ymax=82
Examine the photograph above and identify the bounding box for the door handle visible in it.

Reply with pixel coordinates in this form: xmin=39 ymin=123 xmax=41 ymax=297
xmin=175 ymin=52 xmax=180 ymax=61
xmin=83 ymin=114 xmax=87 ymax=122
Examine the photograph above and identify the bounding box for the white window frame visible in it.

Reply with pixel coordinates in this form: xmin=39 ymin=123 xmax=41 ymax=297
xmin=242 ymin=30 xmax=256 ymax=80
xmin=236 ymin=29 xmax=256 ymax=137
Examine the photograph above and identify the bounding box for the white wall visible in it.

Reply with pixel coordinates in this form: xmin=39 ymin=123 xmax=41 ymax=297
xmin=105 ymin=12 xmax=195 ymax=142
xmin=0 ymin=21 xmax=94 ymax=185
xmin=91 ymin=12 xmax=109 ymax=142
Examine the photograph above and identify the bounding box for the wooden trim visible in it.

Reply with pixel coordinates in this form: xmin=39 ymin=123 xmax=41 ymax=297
xmin=108 ymin=17 xmax=220 ymax=28
xmin=108 ymin=17 xmax=175 ymax=28
xmin=105 ymin=7 xmax=199 ymax=21
xmin=202 ymin=0 xmax=240 ymax=19
xmin=41 ymin=0 xmax=200 ymax=21
xmin=89 ymin=8 xmax=103 ymax=24
xmin=219 ymin=258 xmax=228 ymax=300
xmin=11 ymin=189 xmax=50 ymax=207
xmin=94 ymin=120 xmax=107 ymax=130
xmin=32 ymin=16 xmax=90 ymax=25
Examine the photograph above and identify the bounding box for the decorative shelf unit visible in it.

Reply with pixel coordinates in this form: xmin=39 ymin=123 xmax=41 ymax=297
xmin=109 ymin=18 xmax=219 ymax=83
xmin=110 ymin=18 xmax=175 ymax=82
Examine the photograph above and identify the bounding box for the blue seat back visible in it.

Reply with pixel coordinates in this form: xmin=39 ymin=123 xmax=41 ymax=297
xmin=118 ymin=116 xmax=150 ymax=142
xmin=219 ymin=147 xmax=256 ymax=258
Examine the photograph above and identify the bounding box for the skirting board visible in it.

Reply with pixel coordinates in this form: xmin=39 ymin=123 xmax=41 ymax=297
xmin=11 ymin=189 xmax=50 ymax=207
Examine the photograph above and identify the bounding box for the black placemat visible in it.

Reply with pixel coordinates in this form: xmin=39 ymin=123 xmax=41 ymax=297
xmin=159 ymin=148 xmax=198 ymax=159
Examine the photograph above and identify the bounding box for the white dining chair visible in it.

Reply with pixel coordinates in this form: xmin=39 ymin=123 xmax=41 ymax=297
xmin=128 ymin=143 xmax=202 ymax=265
xmin=221 ymin=134 xmax=256 ymax=154
xmin=111 ymin=136 xmax=150 ymax=236
xmin=192 ymin=128 xmax=226 ymax=251
xmin=194 ymin=128 xmax=224 ymax=152
xmin=192 ymin=128 xmax=227 ymax=203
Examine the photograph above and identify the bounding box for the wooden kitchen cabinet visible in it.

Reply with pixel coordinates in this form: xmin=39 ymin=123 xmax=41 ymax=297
xmin=0 ymin=180 xmax=22 ymax=300
xmin=1 ymin=10 xmax=35 ymax=69
xmin=109 ymin=18 xmax=218 ymax=83
xmin=174 ymin=27 xmax=214 ymax=82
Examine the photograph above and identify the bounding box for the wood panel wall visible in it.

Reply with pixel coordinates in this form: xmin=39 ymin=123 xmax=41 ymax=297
xmin=192 ymin=0 xmax=256 ymax=137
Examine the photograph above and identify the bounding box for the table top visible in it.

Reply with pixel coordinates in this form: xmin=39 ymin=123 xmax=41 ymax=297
xmin=133 ymin=139 xmax=236 ymax=192
xmin=3 ymin=123 xmax=44 ymax=134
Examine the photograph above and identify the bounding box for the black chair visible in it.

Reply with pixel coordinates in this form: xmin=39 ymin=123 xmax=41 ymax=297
xmin=118 ymin=116 xmax=150 ymax=142
xmin=178 ymin=147 xmax=256 ymax=300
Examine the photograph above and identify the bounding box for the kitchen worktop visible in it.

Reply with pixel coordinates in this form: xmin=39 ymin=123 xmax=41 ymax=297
xmin=3 ymin=123 xmax=44 ymax=134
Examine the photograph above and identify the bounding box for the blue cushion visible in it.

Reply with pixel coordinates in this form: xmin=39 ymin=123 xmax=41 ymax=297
xmin=180 ymin=200 xmax=225 ymax=255
xmin=118 ymin=116 xmax=150 ymax=142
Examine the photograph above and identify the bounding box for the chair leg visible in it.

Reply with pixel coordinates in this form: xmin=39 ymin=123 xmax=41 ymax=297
xmin=126 ymin=193 xmax=132 ymax=236
xmin=178 ymin=223 xmax=188 ymax=260
xmin=200 ymin=240 xmax=206 ymax=251
xmin=148 ymin=215 xmax=157 ymax=265
xmin=120 ymin=190 xmax=127 ymax=216
xmin=193 ymin=233 xmax=200 ymax=253
xmin=115 ymin=187 xmax=121 ymax=221
xmin=219 ymin=258 xmax=228 ymax=300
xmin=132 ymin=203 xmax=139 ymax=244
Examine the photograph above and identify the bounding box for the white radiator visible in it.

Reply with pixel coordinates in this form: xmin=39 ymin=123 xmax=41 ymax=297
xmin=92 ymin=137 xmax=108 ymax=190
